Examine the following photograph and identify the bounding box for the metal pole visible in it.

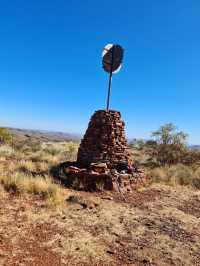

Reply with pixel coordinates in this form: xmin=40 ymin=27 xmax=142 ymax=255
xmin=106 ymin=46 xmax=115 ymax=111
xmin=106 ymin=70 xmax=112 ymax=111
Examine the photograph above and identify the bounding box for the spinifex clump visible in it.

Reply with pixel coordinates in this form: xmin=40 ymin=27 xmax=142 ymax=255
xmin=56 ymin=110 xmax=146 ymax=192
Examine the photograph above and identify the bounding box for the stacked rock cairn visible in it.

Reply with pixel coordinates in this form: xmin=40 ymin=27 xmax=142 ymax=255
xmin=58 ymin=110 xmax=146 ymax=192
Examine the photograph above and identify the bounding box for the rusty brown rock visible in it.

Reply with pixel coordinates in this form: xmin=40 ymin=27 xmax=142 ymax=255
xmin=55 ymin=109 xmax=147 ymax=192
xmin=66 ymin=166 xmax=80 ymax=174
xmin=90 ymin=162 xmax=108 ymax=174
xmin=77 ymin=110 xmax=132 ymax=168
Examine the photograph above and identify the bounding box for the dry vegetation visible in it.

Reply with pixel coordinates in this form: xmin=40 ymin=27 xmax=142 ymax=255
xmin=0 ymin=140 xmax=79 ymax=208
xmin=131 ymin=123 xmax=200 ymax=190
xmin=0 ymin=128 xmax=200 ymax=265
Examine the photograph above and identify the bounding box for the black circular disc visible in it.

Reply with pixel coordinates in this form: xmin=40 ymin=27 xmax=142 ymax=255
xmin=102 ymin=44 xmax=124 ymax=73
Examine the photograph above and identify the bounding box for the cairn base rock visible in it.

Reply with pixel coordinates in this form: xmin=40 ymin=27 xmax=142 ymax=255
xmin=55 ymin=110 xmax=147 ymax=192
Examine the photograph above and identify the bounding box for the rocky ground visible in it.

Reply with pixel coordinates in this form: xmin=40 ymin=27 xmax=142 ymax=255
xmin=0 ymin=184 xmax=200 ymax=266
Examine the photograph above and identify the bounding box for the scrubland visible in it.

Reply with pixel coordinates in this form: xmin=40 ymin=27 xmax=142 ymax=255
xmin=0 ymin=128 xmax=200 ymax=265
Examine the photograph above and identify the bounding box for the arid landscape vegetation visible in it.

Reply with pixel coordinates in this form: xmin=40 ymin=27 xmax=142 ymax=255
xmin=1 ymin=0 xmax=200 ymax=265
xmin=0 ymin=125 xmax=200 ymax=265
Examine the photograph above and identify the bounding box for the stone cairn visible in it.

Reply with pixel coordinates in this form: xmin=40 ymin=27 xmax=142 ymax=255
xmin=56 ymin=110 xmax=146 ymax=192
xmin=77 ymin=110 xmax=131 ymax=168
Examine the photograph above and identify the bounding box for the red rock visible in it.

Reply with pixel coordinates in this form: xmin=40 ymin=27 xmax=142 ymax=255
xmin=77 ymin=110 xmax=132 ymax=168
xmin=57 ymin=109 xmax=147 ymax=192
xmin=101 ymin=196 xmax=113 ymax=200
xmin=90 ymin=162 xmax=108 ymax=173
xmin=67 ymin=166 xmax=80 ymax=174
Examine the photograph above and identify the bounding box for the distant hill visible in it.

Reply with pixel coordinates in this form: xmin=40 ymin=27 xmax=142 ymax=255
xmin=190 ymin=145 xmax=200 ymax=151
xmin=6 ymin=127 xmax=81 ymax=142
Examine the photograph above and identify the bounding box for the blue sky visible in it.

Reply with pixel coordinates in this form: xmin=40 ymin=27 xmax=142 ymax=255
xmin=0 ymin=0 xmax=200 ymax=144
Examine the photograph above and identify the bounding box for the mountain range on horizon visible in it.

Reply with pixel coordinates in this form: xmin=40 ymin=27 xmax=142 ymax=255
xmin=2 ymin=127 xmax=200 ymax=150
xmin=5 ymin=127 xmax=81 ymax=143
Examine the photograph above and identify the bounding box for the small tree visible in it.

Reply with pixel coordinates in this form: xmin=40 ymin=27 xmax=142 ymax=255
xmin=152 ymin=123 xmax=188 ymax=145
xmin=0 ymin=128 xmax=12 ymax=145
xmin=151 ymin=123 xmax=188 ymax=166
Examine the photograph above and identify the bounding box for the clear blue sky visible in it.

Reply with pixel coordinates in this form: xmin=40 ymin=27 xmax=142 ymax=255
xmin=0 ymin=0 xmax=200 ymax=144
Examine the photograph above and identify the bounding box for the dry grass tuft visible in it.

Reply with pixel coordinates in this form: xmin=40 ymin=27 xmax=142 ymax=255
xmin=0 ymin=145 xmax=15 ymax=157
xmin=0 ymin=140 xmax=80 ymax=209
xmin=149 ymin=164 xmax=200 ymax=189
xmin=0 ymin=172 xmax=65 ymax=206
xmin=17 ymin=160 xmax=36 ymax=174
